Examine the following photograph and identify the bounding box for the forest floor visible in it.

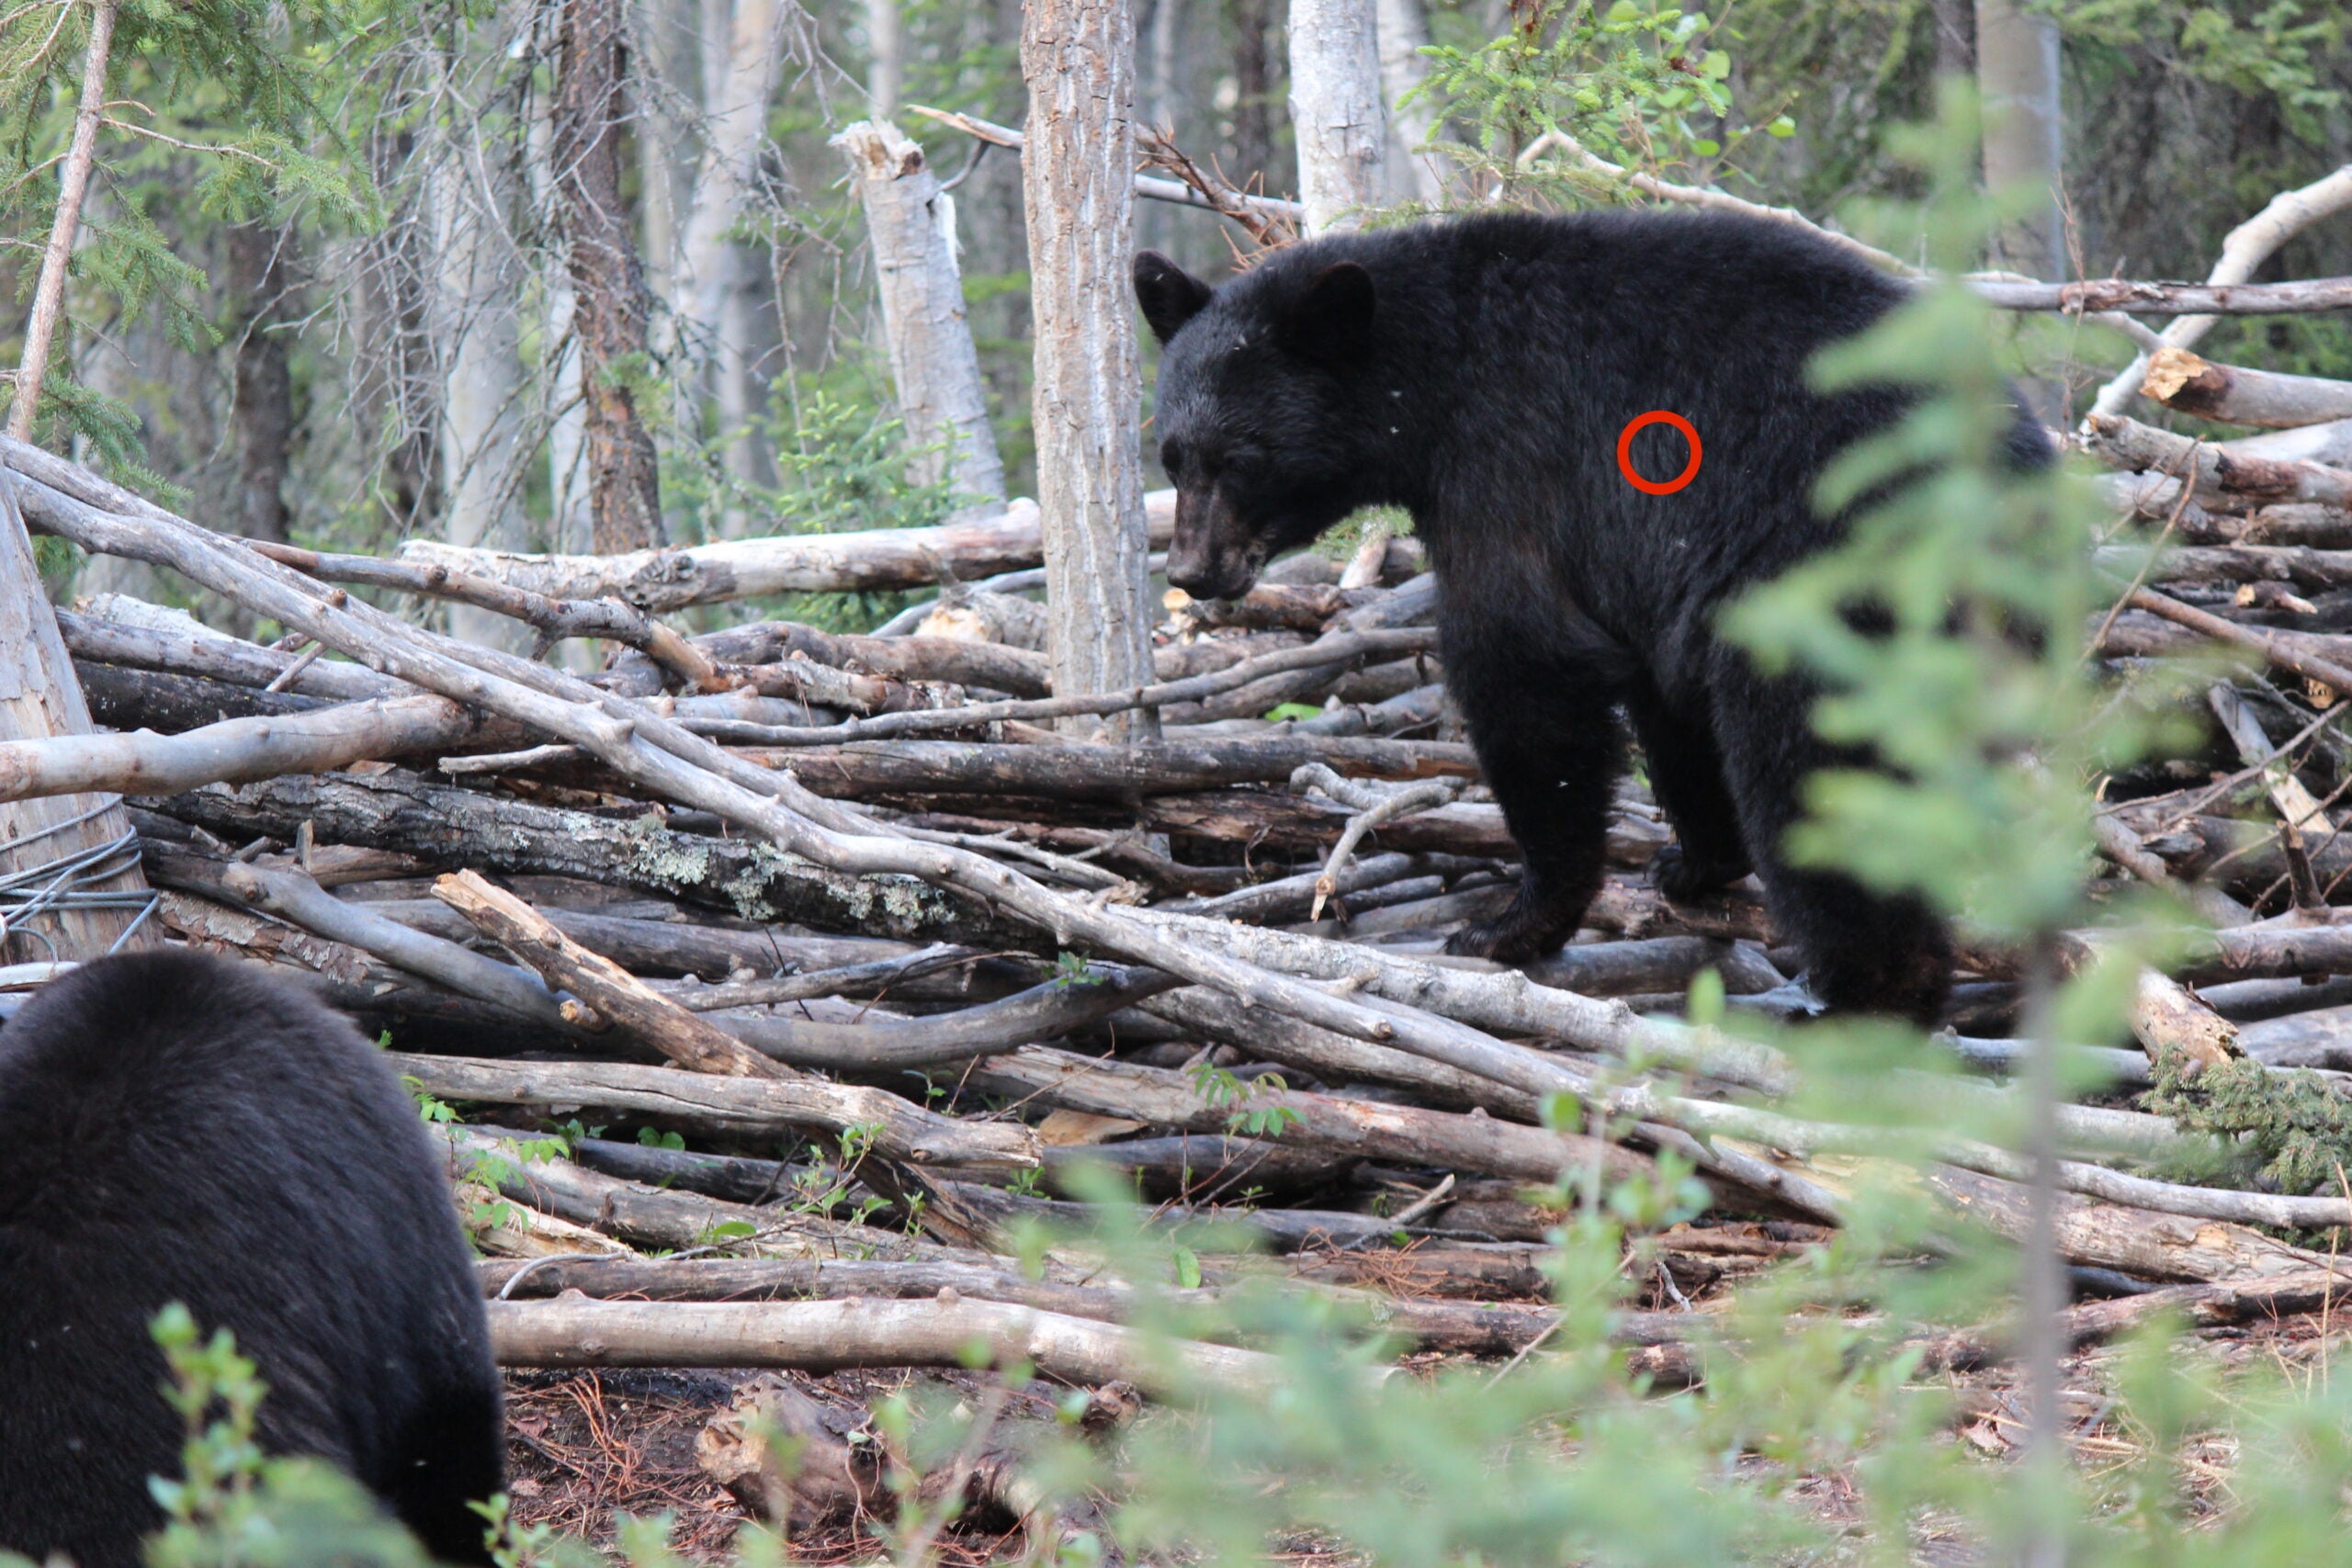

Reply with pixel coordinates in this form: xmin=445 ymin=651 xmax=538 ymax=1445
xmin=495 ymin=1217 xmax=2313 ymax=1562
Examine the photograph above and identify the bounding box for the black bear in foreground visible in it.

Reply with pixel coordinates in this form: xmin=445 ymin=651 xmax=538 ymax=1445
xmin=0 ymin=949 xmax=503 ymax=1566
xmin=1136 ymin=210 xmax=2049 ymax=1021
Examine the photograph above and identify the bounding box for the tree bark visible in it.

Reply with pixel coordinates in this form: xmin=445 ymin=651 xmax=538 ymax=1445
xmin=1973 ymin=0 xmax=2064 ymax=282
xmin=674 ymin=0 xmax=792 ymax=512
xmin=1022 ymin=0 xmax=1159 ymax=740
xmin=7 ymin=0 xmax=119 ymax=442
xmin=1375 ymin=0 xmax=1442 ymax=202
xmin=865 ymin=0 xmax=903 ymax=116
xmin=1224 ymin=0 xmax=1277 ymax=192
xmin=224 ymin=225 xmax=295 ymax=547
xmin=401 ymin=491 xmax=1179 ymax=609
xmin=555 ymin=0 xmax=669 ymax=552
xmin=426 ymin=119 xmax=534 ymax=652
xmin=1289 ymin=0 xmax=1385 ymax=231
xmin=835 ymin=121 xmax=1008 ymax=504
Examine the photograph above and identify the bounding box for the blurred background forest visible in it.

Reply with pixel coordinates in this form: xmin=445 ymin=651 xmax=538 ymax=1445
xmin=1 ymin=0 xmax=2347 ymax=626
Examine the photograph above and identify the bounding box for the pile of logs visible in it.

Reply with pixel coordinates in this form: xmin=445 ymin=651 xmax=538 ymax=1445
xmin=11 ymin=276 xmax=2352 ymax=1527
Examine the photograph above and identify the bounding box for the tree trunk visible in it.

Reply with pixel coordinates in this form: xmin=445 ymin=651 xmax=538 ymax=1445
xmin=1375 ymin=0 xmax=1442 ymax=202
xmin=1225 ymin=0 xmax=1276 ymax=194
xmin=426 ymin=131 xmax=534 ymax=652
xmin=554 ymin=0 xmax=668 ymax=552
xmin=675 ymin=0 xmax=791 ymax=521
xmin=835 ymin=120 xmax=1007 ymax=505
xmin=866 ymin=0 xmax=903 ymax=116
xmin=0 ymin=470 xmax=155 ymax=958
xmin=225 ymin=225 xmax=295 ymax=547
xmin=1288 ymin=0 xmax=1385 ymax=231
xmin=631 ymin=0 xmax=698 ymax=304
xmin=1974 ymin=0 xmax=2063 ymax=280
xmin=1021 ymin=0 xmax=1158 ymax=740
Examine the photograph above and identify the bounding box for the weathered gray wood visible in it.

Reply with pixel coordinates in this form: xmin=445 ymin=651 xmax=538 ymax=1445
xmin=1290 ymin=0 xmax=1385 ymax=231
xmin=1022 ymin=0 xmax=1158 ymax=739
xmin=835 ymin=120 xmax=1006 ymax=503
xmin=0 ymin=480 xmax=153 ymax=957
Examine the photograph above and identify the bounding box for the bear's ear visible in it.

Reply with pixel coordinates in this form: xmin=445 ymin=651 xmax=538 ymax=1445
xmin=1134 ymin=252 xmax=1215 ymax=345
xmin=1281 ymin=262 xmax=1375 ymax=364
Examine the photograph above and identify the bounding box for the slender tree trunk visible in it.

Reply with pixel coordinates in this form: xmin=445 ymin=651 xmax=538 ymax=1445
xmin=427 ymin=139 xmax=533 ymax=651
xmin=1975 ymin=0 xmax=2064 ymax=280
xmin=1225 ymin=0 xmax=1276 ymax=193
xmin=1375 ymin=0 xmax=1442 ymax=202
xmin=675 ymin=0 xmax=791 ymax=521
xmin=555 ymin=0 xmax=668 ymax=552
xmin=1288 ymin=0 xmax=1385 ymax=231
xmin=866 ymin=0 xmax=903 ymax=116
xmin=9 ymin=0 xmax=119 ymax=441
xmin=1022 ymin=0 xmax=1158 ymax=741
xmin=835 ymin=120 xmax=1006 ymax=505
xmin=632 ymin=0 xmax=700 ymax=304
xmin=225 ymin=225 xmax=295 ymax=547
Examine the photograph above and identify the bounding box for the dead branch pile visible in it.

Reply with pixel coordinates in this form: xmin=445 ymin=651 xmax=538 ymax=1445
xmin=14 ymin=221 xmax=2352 ymax=1526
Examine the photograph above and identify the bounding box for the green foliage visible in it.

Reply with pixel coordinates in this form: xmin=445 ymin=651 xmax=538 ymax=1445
xmin=2147 ymin=1054 xmax=2352 ymax=1197
xmin=1418 ymin=0 xmax=1789 ymax=204
xmin=0 ymin=0 xmax=382 ymax=463
xmin=1720 ymin=91 xmax=2168 ymax=938
xmin=1186 ymin=1059 xmax=1303 ymax=1137
xmin=2038 ymin=0 xmax=2344 ymax=136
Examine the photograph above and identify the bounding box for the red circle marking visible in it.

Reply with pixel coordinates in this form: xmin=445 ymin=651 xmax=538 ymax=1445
xmin=1616 ymin=411 xmax=1702 ymax=495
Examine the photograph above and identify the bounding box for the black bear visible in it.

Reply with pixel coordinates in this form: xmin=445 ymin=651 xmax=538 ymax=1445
xmin=1136 ymin=210 xmax=2048 ymax=1021
xmin=0 ymin=949 xmax=503 ymax=1565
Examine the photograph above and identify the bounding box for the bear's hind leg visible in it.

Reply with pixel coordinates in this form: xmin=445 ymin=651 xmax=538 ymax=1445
xmin=1443 ymin=671 xmax=1624 ymax=963
xmin=1710 ymin=661 xmax=1951 ymax=1023
xmin=1626 ymin=690 xmax=1751 ymax=902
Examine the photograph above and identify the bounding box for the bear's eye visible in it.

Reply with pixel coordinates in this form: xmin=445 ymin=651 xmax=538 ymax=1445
xmin=1160 ymin=441 xmax=1184 ymax=478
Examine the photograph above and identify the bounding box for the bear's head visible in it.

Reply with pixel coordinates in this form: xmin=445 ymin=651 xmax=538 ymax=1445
xmin=1134 ymin=249 xmax=1381 ymax=600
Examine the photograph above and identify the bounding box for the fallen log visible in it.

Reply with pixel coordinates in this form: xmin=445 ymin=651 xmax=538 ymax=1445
xmin=397 ymin=491 xmax=1177 ymax=612
xmin=142 ymin=768 xmax=1033 ymax=948
xmin=485 ymin=1294 xmax=1296 ymax=1396
xmin=399 ymin=1054 xmax=1042 ymax=1172
xmin=2140 ymin=345 xmax=2352 ymax=429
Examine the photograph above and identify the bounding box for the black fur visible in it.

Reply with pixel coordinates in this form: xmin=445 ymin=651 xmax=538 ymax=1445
xmin=1136 ymin=211 xmax=2050 ymax=1021
xmin=0 ymin=950 xmax=503 ymax=1565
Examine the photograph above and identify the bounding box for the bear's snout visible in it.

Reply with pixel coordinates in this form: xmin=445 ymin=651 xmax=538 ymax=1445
xmin=1166 ymin=491 xmax=1265 ymax=601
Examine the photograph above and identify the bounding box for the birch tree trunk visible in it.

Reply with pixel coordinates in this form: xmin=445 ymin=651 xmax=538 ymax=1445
xmin=427 ymin=132 xmax=534 ymax=652
xmin=555 ymin=0 xmax=668 ymax=551
xmin=631 ymin=0 xmax=701 ymax=304
xmin=834 ymin=120 xmax=1007 ymax=506
xmin=1288 ymin=0 xmax=1385 ymax=232
xmin=1022 ymin=0 xmax=1158 ymax=741
xmin=1974 ymin=0 xmax=2063 ymax=280
xmin=0 ymin=473 xmax=154 ymax=958
xmin=674 ymin=0 xmax=792 ymax=517
xmin=866 ymin=0 xmax=903 ymax=116
xmin=1376 ymin=0 xmax=1443 ymax=203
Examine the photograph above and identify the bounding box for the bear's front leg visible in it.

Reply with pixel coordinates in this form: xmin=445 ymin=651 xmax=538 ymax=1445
xmin=1442 ymin=673 xmax=1625 ymax=963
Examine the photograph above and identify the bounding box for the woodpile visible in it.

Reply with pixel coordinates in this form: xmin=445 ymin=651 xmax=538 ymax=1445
xmin=14 ymin=320 xmax=2352 ymax=1521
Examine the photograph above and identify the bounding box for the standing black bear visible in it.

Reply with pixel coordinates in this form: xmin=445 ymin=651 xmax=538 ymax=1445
xmin=1136 ymin=210 xmax=2048 ymax=1021
xmin=0 ymin=949 xmax=503 ymax=1565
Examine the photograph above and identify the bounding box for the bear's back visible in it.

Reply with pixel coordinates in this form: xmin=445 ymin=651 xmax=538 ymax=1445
xmin=0 ymin=949 xmax=500 ymax=1567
